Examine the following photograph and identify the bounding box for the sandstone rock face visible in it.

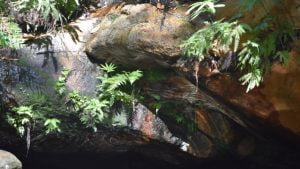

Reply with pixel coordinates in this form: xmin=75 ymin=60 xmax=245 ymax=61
xmin=0 ymin=15 xmax=187 ymax=158
xmin=84 ymin=0 xmax=300 ymax=143
xmin=1 ymin=3 xmax=300 ymax=167
xmin=0 ymin=17 xmax=102 ymax=108
xmin=262 ymin=41 xmax=300 ymax=135
xmin=0 ymin=150 xmax=22 ymax=169
xmin=199 ymin=40 xmax=300 ymax=143
xmin=0 ymin=13 xmax=183 ymax=144
xmin=217 ymin=0 xmax=300 ymax=29
xmin=142 ymin=75 xmax=260 ymax=157
xmin=86 ymin=4 xmax=195 ymax=68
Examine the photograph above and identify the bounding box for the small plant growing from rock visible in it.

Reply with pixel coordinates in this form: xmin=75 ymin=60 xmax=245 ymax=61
xmin=7 ymin=106 xmax=34 ymax=136
xmin=66 ymin=63 xmax=143 ymax=131
xmin=55 ymin=67 xmax=70 ymax=96
xmin=44 ymin=118 xmax=61 ymax=134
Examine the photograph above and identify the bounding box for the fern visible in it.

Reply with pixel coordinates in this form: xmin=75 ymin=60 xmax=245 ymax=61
xmin=7 ymin=90 xmax=67 ymax=136
xmin=80 ymin=99 xmax=109 ymax=131
xmin=67 ymin=91 xmax=110 ymax=131
xmin=14 ymin=0 xmax=79 ymax=29
xmin=44 ymin=118 xmax=61 ymax=134
xmin=101 ymin=73 xmax=128 ymax=92
xmin=111 ymin=112 xmax=128 ymax=127
xmin=238 ymin=41 xmax=260 ymax=70
xmin=181 ymin=20 xmax=247 ymax=61
xmin=7 ymin=106 xmax=34 ymax=136
xmin=237 ymin=19 xmax=293 ymax=92
xmin=0 ymin=17 xmax=24 ymax=49
xmin=100 ymin=63 xmax=117 ymax=73
xmin=183 ymin=0 xmax=294 ymax=92
xmin=55 ymin=67 xmax=70 ymax=96
xmin=187 ymin=0 xmax=225 ymax=20
xmin=97 ymin=64 xmax=142 ymax=104
xmin=66 ymin=63 xmax=143 ymax=131
xmin=126 ymin=70 xmax=143 ymax=85
xmin=68 ymin=90 xmax=86 ymax=111
xmin=239 ymin=68 xmax=262 ymax=93
xmin=275 ymin=51 xmax=289 ymax=64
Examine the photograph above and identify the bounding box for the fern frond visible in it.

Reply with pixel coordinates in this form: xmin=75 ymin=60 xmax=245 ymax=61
xmin=239 ymin=68 xmax=262 ymax=93
xmin=0 ymin=17 xmax=24 ymax=49
xmin=14 ymin=0 xmax=79 ymax=28
xmin=181 ymin=20 xmax=247 ymax=61
xmin=275 ymin=51 xmax=290 ymax=64
xmin=187 ymin=0 xmax=225 ymax=20
xmin=100 ymin=63 xmax=117 ymax=73
xmin=126 ymin=70 xmax=143 ymax=85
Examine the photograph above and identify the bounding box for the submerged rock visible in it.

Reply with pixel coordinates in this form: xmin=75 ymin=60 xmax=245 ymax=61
xmin=0 ymin=150 xmax=22 ymax=169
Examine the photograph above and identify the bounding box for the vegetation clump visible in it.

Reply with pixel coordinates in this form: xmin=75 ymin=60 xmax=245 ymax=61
xmin=181 ymin=0 xmax=294 ymax=92
xmin=0 ymin=17 xmax=23 ymax=49
xmin=57 ymin=64 xmax=142 ymax=131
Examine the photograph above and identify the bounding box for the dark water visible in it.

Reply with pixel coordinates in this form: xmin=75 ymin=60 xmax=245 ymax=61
xmin=23 ymin=152 xmax=198 ymax=169
xmin=20 ymin=151 xmax=300 ymax=169
xmin=19 ymin=151 xmax=276 ymax=169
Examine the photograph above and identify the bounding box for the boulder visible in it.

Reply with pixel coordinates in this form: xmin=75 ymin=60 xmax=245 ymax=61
xmin=0 ymin=150 xmax=22 ymax=169
xmin=85 ymin=4 xmax=195 ymax=68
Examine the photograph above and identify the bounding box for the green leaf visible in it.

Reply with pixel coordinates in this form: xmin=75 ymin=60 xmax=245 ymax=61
xmin=127 ymin=70 xmax=143 ymax=85
xmin=44 ymin=118 xmax=61 ymax=134
xmin=239 ymin=68 xmax=262 ymax=93
xmin=188 ymin=0 xmax=225 ymax=20
xmin=275 ymin=51 xmax=290 ymax=65
xmin=100 ymin=63 xmax=117 ymax=73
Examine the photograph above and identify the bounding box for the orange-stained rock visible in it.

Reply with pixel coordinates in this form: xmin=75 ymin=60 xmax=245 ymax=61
xmin=141 ymin=110 xmax=155 ymax=138
xmin=203 ymin=40 xmax=300 ymax=138
xmin=205 ymin=75 xmax=277 ymax=119
xmin=217 ymin=0 xmax=300 ymax=29
xmin=262 ymin=40 xmax=300 ymax=134
xmin=195 ymin=108 xmax=212 ymax=135
xmin=131 ymin=103 xmax=185 ymax=146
